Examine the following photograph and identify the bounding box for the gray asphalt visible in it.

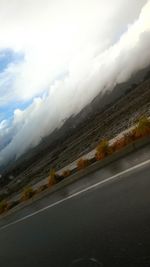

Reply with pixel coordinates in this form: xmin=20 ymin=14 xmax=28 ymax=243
xmin=0 ymin=160 xmax=150 ymax=267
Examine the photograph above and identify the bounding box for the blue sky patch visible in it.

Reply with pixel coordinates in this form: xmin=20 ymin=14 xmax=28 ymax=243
xmin=0 ymin=49 xmax=26 ymax=122
xmin=0 ymin=49 xmax=24 ymax=73
xmin=0 ymin=99 xmax=33 ymax=122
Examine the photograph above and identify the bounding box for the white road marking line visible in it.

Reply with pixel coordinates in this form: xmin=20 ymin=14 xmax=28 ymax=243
xmin=0 ymin=158 xmax=150 ymax=230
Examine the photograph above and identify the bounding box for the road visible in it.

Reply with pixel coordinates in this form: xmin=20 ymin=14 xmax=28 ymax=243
xmin=0 ymin=157 xmax=150 ymax=267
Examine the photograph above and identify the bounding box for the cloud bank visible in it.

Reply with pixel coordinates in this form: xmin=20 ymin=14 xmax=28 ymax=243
xmin=0 ymin=0 xmax=150 ymax=166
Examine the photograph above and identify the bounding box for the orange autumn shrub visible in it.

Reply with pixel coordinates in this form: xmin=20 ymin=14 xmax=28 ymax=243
xmin=111 ymin=137 xmax=126 ymax=152
xmin=48 ymin=168 xmax=58 ymax=187
xmin=134 ymin=116 xmax=150 ymax=139
xmin=62 ymin=169 xmax=71 ymax=178
xmin=77 ymin=158 xmax=89 ymax=170
xmin=111 ymin=130 xmax=136 ymax=152
xmin=95 ymin=139 xmax=112 ymax=160
xmin=21 ymin=186 xmax=35 ymax=201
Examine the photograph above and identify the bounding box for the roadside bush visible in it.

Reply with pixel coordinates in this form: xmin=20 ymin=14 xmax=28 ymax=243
xmin=95 ymin=139 xmax=112 ymax=160
xmin=77 ymin=158 xmax=89 ymax=170
xmin=134 ymin=116 xmax=150 ymax=139
xmin=124 ymin=131 xmax=136 ymax=143
xmin=111 ymin=137 xmax=126 ymax=152
xmin=48 ymin=169 xmax=59 ymax=187
xmin=62 ymin=169 xmax=71 ymax=178
xmin=111 ymin=132 xmax=135 ymax=152
xmin=21 ymin=186 xmax=35 ymax=201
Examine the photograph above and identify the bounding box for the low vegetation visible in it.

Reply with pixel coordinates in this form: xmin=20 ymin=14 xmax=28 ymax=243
xmin=77 ymin=158 xmax=89 ymax=170
xmin=111 ymin=133 xmax=133 ymax=152
xmin=112 ymin=116 xmax=150 ymax=152
xmin=133 ymin=116 xmax=150 ymax=139
xmin=62 ymin=169 xmax=71 ymax=178
xmin=0 ymin=115 xmax=150 ymax=216
xmin=48 ymin=168 xmax=59 ymax=187
xmin=21 ymin=186 xmax=35 ymax=201
xmin=95 ymin=139 xmax=112 ymax=160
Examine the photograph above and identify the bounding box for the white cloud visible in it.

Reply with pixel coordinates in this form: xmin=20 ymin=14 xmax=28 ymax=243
xmin=0 ymin=0 xmax=150 ymax=166
xmin=0 ymin=0 xmax=147 ymax=104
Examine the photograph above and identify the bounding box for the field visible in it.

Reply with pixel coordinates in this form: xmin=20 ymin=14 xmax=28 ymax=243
xmin=1 ymin=73 xmax=150 ymax=199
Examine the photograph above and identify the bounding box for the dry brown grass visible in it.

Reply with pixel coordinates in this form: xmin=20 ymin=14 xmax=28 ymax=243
xmin=109 ymin=116 xmax=150 ymax=153
xmin=77 ymin=158 xmax=89 ymax=170
xmin=95 ymin=139 xmax=112 ymax=160
xmin=62 ymin=169 xmax=71 ymax=178
xmin=111 ymin=137 xmax=126 ymax=152
xmin=21 ymin=186 xmax=35 ymax=201
xmin=111 ymin=132 xmax=135 ymax=152
xmin=134 ymin=116 xmax=150 ymax=139
xmin=48 ymin=169 xmax=58 ymax=187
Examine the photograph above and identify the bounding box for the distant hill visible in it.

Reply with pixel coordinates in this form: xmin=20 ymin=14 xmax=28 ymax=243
xmin=0 ymin=65 xmax=150 ymax=188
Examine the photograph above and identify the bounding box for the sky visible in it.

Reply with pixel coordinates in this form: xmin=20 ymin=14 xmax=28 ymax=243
xmin=0 ymin=0 xmax=150 ymax=167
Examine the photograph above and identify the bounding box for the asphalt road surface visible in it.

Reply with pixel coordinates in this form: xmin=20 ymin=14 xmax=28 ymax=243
xmin=0 ymin=160 xmax=150 ymax=267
